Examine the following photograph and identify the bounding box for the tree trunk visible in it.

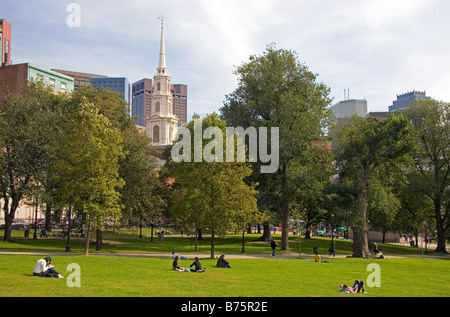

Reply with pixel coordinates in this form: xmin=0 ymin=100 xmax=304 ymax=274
xmin=257 ymin=222 xmax=272 ymax=242
xmin=65 ymin=201 xmax=72 ymax=252
xmin=280 ymin=163 xmax=290 ymax=252
xmin=3 ymin=196 xmax=20 ymax=242
xmin=45 ymin=203 xmax=52 ymax=232
xmin=434 ymin=200 xmax=447 ymax=253
xmin=210 ymin=229 xmax=215 ymax=259
xmin=194 ymin=228 xmax=199 ymax=252
xmin=352 ymin=191 xmax=371 ymax=258
xmin=150 ymin=223 xmax=154 ymax=242
xmin=84 ymin=217 xmax=91 ymax=255
xmin=96 ymin=228 xmax=102 ymax=251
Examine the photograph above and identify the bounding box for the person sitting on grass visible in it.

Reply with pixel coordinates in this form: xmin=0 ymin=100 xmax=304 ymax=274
xmin=315 ymin=252 xmax=322 ymax=262
xmin=190 ymin=257 xmax=205 ymax=272
xmin=340 ymin=280 xmax=367 ymax=293
xmin=216 ymin=254 xmax=231 ymax=268
xmin=33 ymin=257 xmax=64 ymax=278
xmin=172 ymin=256 xmax=190 ymax=272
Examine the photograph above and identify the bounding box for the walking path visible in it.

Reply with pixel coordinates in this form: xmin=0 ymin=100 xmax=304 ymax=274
xmin=0 ymin=250 xmax=447 ymax=260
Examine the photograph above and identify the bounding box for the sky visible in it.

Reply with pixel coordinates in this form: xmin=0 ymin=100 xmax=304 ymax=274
xmin=2 ymin=0 xmax=450 ymax=119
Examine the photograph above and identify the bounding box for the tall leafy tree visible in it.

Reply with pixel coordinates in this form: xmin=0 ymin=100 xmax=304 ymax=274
xmin=220 ymin=44 xmax=333 ymax=251
xmin=290 ymin=145 xmax=334 ymax=239
xmin=169 ymin=113 xmax=260 ymax=258
xmin=403 ymin=100 xmax=450 ymax=253
xmin=53 ymin=98 xmax=124 ymax=253
xmin=0 ymin=83 xmax=66 ymax=241
xmin=332 ymin=115 xmax=414 ymax=257
xmin=119 ymin=127 xmax=166 ymax=238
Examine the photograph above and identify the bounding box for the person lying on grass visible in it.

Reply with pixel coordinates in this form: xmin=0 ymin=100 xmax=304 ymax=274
xmin=340 ymin=280 xmax=367 ymax=293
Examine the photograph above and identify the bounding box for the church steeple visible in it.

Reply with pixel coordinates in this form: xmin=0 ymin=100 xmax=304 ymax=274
xmin=147 ymin=16 xmax=179 ymax=149
xmin=157 ymin=16 xmax=167 ymax=74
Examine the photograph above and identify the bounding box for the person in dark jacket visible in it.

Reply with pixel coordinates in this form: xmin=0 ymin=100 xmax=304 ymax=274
xmin=328 ymin=241 xmax=336 ymax=257
xmin=190 ymin=257 xmax=205 ymax=272
xmin=172 ymin=256 xmax=183 ymax=271
xmin=216 ymin=254 xmax=231 ymax=268
xmin=270 ymin=239 xmax=277 ymax=257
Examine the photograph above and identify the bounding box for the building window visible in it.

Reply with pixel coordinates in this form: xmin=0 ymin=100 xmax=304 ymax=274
xmin=49 ymin=78 xmax=56 ymax=89
xmin=36 ymin=74 xmax=44 ymax=82
xmin=157 ymin=82 xmax=161 ymax=91
xmin=61 ymin=82 xmax=67 ymax=93
xmin=153 ymin=125 xmax=160 ymax=143
xmin=155 ymin=101 xmax=160 ymax=113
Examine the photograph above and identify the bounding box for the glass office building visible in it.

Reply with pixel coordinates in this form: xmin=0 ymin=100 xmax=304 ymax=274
xmin=90 ymin=77 xmax=131 ymax=106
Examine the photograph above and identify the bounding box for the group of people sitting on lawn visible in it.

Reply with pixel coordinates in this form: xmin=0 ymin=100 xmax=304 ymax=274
xmin=171 ymin=252 xmax=231 ymax=272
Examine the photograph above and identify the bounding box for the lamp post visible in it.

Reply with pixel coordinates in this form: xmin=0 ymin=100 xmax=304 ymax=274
xmin=241 ymin=230 xmax=245 ymax=253
xmin=33 ymin=198 xmax=38 ymax=239
xmin=298 ymin=220 xmax=303 ymax=259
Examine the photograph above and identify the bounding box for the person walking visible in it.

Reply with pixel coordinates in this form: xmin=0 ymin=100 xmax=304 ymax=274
xmin=328 ymin=241 xmax=336 ymax=257
xmin=270 ymin=239 xmax=277 ymax=258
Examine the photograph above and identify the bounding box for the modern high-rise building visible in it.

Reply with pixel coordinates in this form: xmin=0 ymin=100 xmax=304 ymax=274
xmin=132 ymin=78 xmax=153 ymax=127
xmin=132 ymin=79 xmax=187 ymax=127
xmin=52 ymin=69 xmax=108 ymax=91
xmin=0 ymin=19 xmax=12 ymax=66
xmin=389 ymin=90 xmax=428 ymax=112
xmin=171 ymin=84 xmax=187 ymax=125
xmin=329 ymin=99 xmax=367 ymax=119
xmin=90 ymin=77 xmax=131 ymax=109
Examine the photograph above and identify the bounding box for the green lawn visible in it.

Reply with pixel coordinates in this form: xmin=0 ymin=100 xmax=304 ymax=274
xmin=0 ymin=231 xmax=428 ymax=256
xmin=0 ymin=254 xmax=448 ymax=297
xmin=1 ymin=231 xmax=448 ymax=297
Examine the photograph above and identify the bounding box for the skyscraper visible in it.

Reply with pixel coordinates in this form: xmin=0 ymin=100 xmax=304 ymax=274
xmin=132 ymin=79 xmax=187 ymax=127
xmin=171 ymin=84 xmax=187 ymax=125
xmin=132 ymin=78 xmax=153 ymax=127
xmin=90 ymin=77 xmax=131 ymax=109
xmin=329 ymin=99 xmax=367 ymax=119
xmin=389 ymin=90 xmax=428 ymax=112
xmin=0 ymin=19 xmax=12 ymax=66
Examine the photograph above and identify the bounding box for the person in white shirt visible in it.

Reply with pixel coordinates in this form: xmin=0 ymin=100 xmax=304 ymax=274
xmin=33 ymin=257 xmax=64 ymax=278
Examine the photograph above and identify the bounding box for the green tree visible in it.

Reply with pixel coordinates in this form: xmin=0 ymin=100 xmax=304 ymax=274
xmin=119 ymin=127 xmax=166 ymax=239
xmin=220 ymin=44 xmax=333 ymax=251
xmin=332 ymin=115 xmax=414 ymax=257
xmin=394 ymin=171 xmax=434 ymax=247
xmin=0 ymin=83 xmax=66 ymax=241
xmin=53 ymin=98 xmax=124 ymax=253
xmin=403 ymin=100 xmax=450 ymax=253
xmin=290 ymin=145 xmax=334 ymax=239
xmin=169 ymin=113 xmax=260 ymax=258
xmin=367 ymin=177 xmax=400 ymax=243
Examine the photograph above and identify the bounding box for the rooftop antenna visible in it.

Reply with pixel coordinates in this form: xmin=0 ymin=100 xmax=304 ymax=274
xmin=344 ymin=89 xmax=350 ymax=101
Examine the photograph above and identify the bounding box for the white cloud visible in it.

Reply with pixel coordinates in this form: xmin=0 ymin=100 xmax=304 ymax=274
xmin=4 ymin=0 xmax=450 ymax=118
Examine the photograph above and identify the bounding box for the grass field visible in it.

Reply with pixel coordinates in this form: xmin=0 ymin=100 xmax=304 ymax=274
xmin=1 ymin=230 xmax=449 ymax=298
xmin=1 ymin=254 xmax=449 ymax=297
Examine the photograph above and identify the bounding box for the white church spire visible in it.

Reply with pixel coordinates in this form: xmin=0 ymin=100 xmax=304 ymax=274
xmin=147 ymin=16 xmax=179 ymax=149
xmin=157 ymin=15 xmax=167 ymax=72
